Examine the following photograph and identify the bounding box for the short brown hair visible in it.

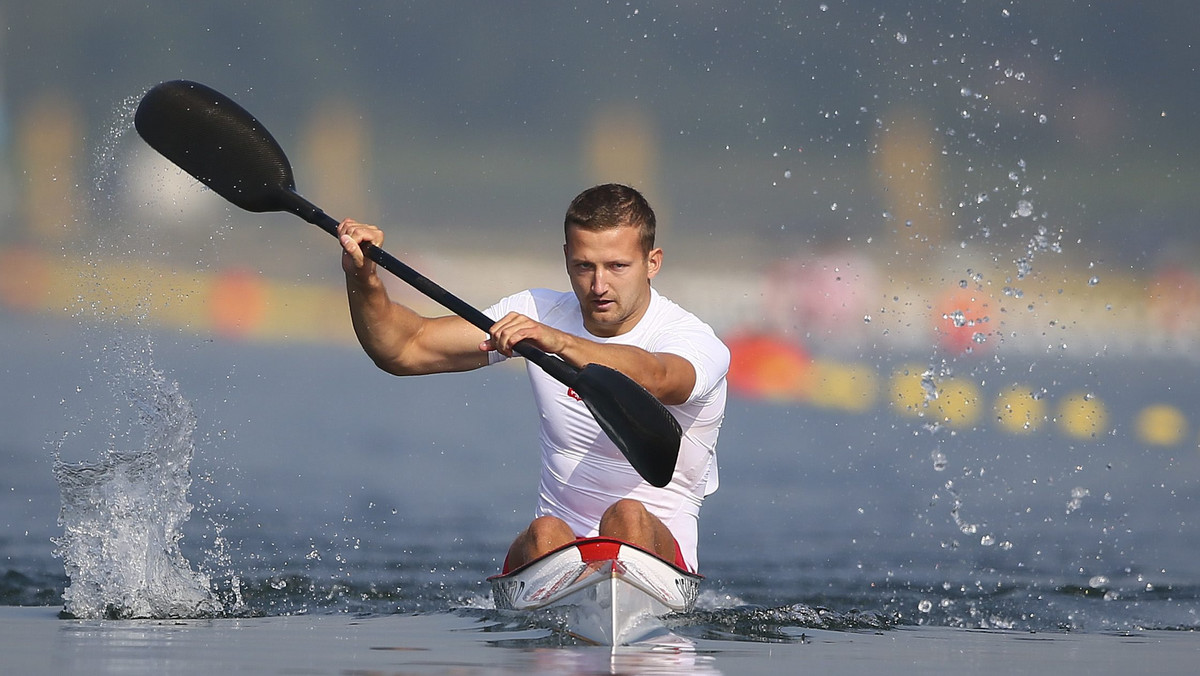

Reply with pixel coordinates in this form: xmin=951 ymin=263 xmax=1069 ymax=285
xmin=564 ymin=184 xmax=656 ymax=253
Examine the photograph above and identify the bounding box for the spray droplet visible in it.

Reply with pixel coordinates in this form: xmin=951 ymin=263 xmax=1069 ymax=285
xmin=931 ymin=450 xmax=948 ymax=471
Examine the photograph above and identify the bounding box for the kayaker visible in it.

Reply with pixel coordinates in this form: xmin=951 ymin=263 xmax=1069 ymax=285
xmin=337 ymin=183 xmax=729 ymax=573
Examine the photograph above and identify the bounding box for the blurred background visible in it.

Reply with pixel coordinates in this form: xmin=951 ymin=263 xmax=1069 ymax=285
xmin=2 ymin=1 xmax=1199 ymax=462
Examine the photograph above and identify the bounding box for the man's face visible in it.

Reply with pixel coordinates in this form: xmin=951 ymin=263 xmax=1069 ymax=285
xmin=564 ymin=224 xmax=662 ymax=337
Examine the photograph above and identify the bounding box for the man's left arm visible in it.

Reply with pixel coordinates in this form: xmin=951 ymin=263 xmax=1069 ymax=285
xmin=569 ymin=343 xmax=696 ymax=406
xmin=485 ymin=312 xmax=696 ymax=405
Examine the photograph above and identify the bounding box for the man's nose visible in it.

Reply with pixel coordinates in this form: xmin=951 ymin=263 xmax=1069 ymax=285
xmin=591 ymin=269 xmax=608 ymax=294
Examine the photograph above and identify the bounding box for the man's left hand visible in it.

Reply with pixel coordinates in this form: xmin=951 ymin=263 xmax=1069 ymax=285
xmin=483 ymin=312 xmax=572 ymax=358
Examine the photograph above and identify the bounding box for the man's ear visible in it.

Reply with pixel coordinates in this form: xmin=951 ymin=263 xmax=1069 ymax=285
xmin=647 ymin=247 xmax=663 ymax=279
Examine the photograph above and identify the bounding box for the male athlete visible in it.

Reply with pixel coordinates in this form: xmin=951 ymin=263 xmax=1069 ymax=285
xmin=337 ymin=184 xmax=728 ymax=573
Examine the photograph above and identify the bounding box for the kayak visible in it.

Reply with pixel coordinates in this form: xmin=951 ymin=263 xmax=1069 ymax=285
xmin=489 ymin=537 xmax=702 ymax=645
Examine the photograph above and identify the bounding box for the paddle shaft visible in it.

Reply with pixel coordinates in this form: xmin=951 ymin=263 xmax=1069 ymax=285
xmin=279 ymin=190 xmax=579 ymax=386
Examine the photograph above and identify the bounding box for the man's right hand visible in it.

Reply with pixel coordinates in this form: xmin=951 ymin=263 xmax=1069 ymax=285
xmin=337 ymin=218 xmax=385 ymax=279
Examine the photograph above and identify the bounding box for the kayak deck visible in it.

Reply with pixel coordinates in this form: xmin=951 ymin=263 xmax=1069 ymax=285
xmin=489 ymin=537 xmax=702 ymax=645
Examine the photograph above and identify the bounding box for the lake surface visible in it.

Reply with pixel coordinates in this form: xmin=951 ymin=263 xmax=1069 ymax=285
xmin=2 ymin=309 xmax=1197 ymax=673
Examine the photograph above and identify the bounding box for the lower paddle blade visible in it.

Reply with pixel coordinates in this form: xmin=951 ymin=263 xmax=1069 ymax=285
xmin=572 ymin=364 xmax=681 ymax=488
xmin=134 ymin=80 xmax=296 ymax=213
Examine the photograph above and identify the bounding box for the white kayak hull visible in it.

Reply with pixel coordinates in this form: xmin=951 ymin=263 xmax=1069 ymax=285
xmin=489 ymin=537 xmax=702 ymax=645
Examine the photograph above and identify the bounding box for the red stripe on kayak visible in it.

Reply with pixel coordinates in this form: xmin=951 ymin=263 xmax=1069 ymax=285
xmin=576 ymin=539 xmax=623 ymax=563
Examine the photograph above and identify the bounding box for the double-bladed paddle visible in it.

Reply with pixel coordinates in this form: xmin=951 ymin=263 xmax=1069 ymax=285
xmin=133 ymin=80 xmax=682 ymax=487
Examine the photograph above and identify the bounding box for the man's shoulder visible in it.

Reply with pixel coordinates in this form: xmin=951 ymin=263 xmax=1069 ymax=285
xmin=490 ymin=288 xmax=576 ymax=322
xmin=635 ymin=292 xmax=723 ymax=353
xmin=525 ymin=287 xmax=574 ymax=304
xmin=647 ymin=289 xmax=715 ymax=332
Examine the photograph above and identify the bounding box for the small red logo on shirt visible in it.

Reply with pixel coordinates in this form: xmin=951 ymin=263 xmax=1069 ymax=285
xmin=566 ymin=388 xmax=583 ymax=401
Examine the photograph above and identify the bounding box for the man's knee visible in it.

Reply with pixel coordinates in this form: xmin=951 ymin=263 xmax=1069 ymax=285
xmin=506 ymin=516 xmax=574 ymax=572
xmin=600 ymin=499 xmax=652 ymax=533
xmin=525 ymin=515 xmax=574 ymax=544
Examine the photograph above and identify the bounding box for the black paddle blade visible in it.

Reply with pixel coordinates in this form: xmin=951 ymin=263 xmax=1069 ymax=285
xmin=572 ymin=364 xmax=682 ymax=488
xmin=134 ymin=80 xmax=295 ymax=213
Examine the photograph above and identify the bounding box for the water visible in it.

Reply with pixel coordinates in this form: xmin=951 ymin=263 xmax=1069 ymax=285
xmin=3 ymin=310 xmax=1198 ymax=641
xmin=52 ymin=363 xmax=217 ymax=619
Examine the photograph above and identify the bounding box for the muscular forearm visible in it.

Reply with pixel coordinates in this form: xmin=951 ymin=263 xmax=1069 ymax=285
xmin=557 ymin=336 xmax=694 ymax=406
xmin=486 ymin=311 xmax=697 ymax=405
xmin=345 ymin=273 xmax=424 ymax=375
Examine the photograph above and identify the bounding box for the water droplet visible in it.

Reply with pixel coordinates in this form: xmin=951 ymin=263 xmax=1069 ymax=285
xmin=896 ymin=32 xmax=908 ymax=44
xmin=1016 ymin=258 xmax=1033 ymax=280
xmin=1066 ymin=486 xmax=1091 ymax=513
xmin=931 ymin=450 xmax=948 ymax=471
xmin=918 ymin=599 xmax=932 ymax=612
xmin=921 ymin=371 xmax=939 ymax=402
xmin=1088 ymin=276 xmax=1099 ymax=286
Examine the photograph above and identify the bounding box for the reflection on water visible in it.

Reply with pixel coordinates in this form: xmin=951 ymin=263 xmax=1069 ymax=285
xmin=497 ymin=644 xmax=723 ymax=676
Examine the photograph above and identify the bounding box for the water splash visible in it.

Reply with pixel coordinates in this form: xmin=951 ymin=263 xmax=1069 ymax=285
xmin=920 ymin=369 xmax=939 ymax=403
xmin=52 ymin=362 xmax=218 ymax=619
xmin=1066 ymin=486 xmax=1091 ymax=514
xmin=944 ymin=479 xmax=980 ymax=537
xmin=667 ymin=603 xmax=900 ymax=641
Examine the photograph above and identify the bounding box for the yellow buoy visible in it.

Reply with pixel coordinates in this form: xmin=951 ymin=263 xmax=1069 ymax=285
xmin=993 ymin=384 xmax=1045 ymax=434
xmin=1058 ymin=391 xmax=1108 ymax=440
xmin=1135 ymin=404 xmax=1187 ymax=447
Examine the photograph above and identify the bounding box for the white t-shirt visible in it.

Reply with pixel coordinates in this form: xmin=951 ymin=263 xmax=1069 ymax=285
xmin=485 ymin=287 xmax=729 ymax=571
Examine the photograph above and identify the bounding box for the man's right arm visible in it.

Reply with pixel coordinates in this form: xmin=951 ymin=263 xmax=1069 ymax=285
xmin=338 ymin=219 xmax=490 ymax=376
